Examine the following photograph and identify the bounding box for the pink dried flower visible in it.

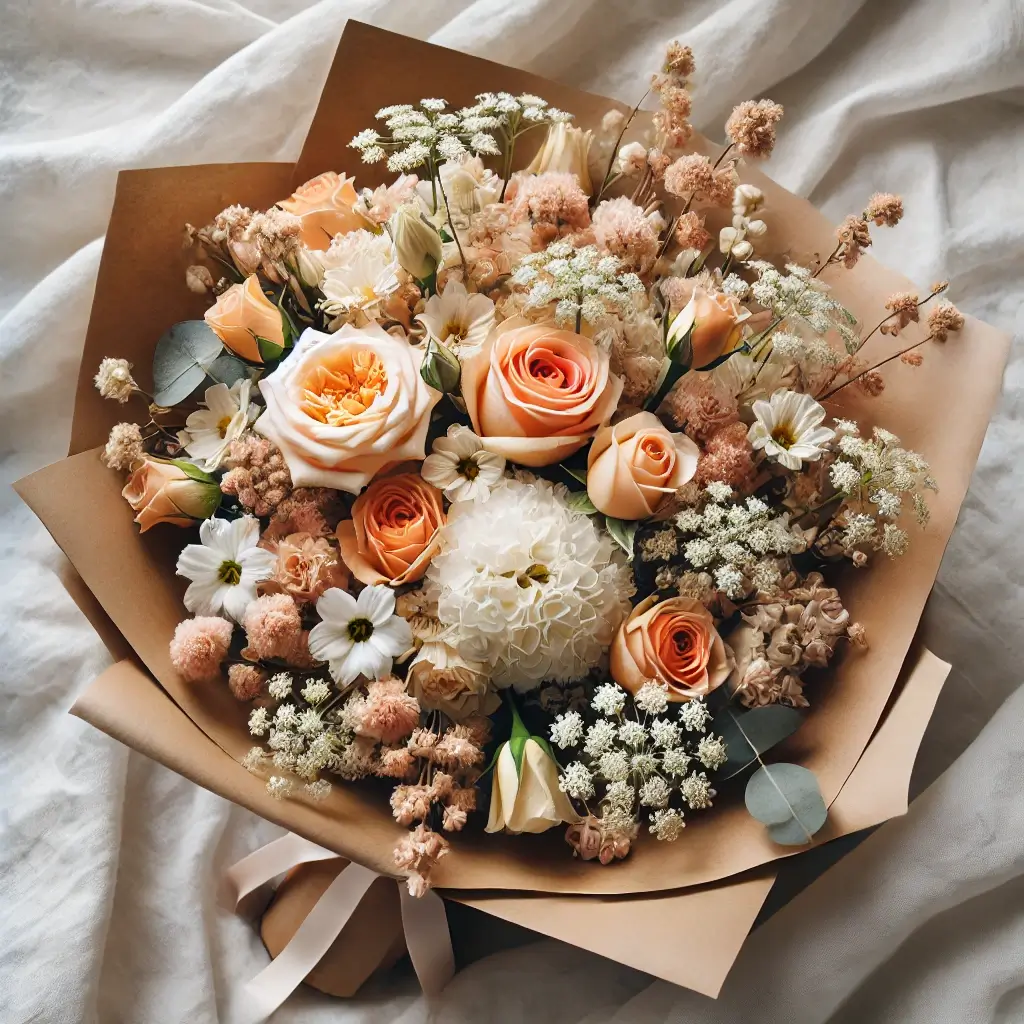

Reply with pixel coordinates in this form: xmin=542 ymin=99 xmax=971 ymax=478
xmin=598 ymin=828 xmax=633 ymax=865
xmin=446 ymin=785 xmax=478 ymax=813
xmin=591 ymin=197 xmax=664 ymax=272
xmin=725 ymin=99 xmax=784 ymax=158
xmin=390 ymin=784 xmax=434 ymax=826
xmin=242 ymin=594 xmax=302 ymax=661
xmin=441 ymin=805 xmax=468 ymax=832
xmin=508 ymin=171 xmax=591 ymax=247
xmin=565 ymin=815 xmax=603 ymax=861
xmin=260 ymin=531 xmax=347 ymax=604
xmin=669 ymin=375 xmax=741 ymax=443
xmin=901 ymin=350 xmax=924 ymax=367
xmin=835 ymin=214 xmax=872 ymax=269
xmin=673 ymin=211 xmax=711 ymax=252
xmin=927 ymin=300 xmax=965 ymax=341
xmin=458 ymin=716 xmax=493 ymax=748
xmin=856 ymin=371 xmax=885 ymax=396
xmin=358 ymin=677 xmax=420 ymax=744
xmin=169 ymin=616 xmax=233 ymax=682
xmin=432 ymin=730 xmax=484 ymax=772
xmin=221 ymin=436 xmax=292 ymax=516
xmin=360 ymin=175 xmax=419 ymax=226
xmin=881 ymin=291 xmax=920 ymax=335
xmin=429 ymin=772 xmax=455 ymax=802
xmin=264 ymin=499 xmax=330 ymax=541
xmin=864 ymin=192 xmax=904 ymax=227
xmin=102 ymin=422 xmax=144 ymax=470
xmin=646 ymin=148 xmax=672 ymax=181
xmin=694 ymin=421 xmax=757 ymax=492
xmin=393 ymin=823 xmax=450 ymax=896
xmin=847 ymin=622 xmax=868 ymax=648
xmin=407 ymin=727 xmax=438 ymax=758
xmin=376 ymin=746 xmax=416 ymax=779
xmin=663 ymin=41 xmax=696 ymax=79
xmin=227 ymin=663 xmax=265 ymax=702
xmin=664 ymin=154 xmax=713 ymax=199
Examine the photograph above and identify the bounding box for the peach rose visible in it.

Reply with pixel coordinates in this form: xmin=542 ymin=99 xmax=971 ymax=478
xmin=277 ymin=171 xmax=364 ymax=250
xmin=204 ymin=274 xmax=285 ymax=364
xmin=461 ymin=317 xmax=623 ymax=466
xmin=337 ymin=469 xmax=445 ymax=586
xmin=610 ymin=594 xmax=732 ymax=701
xmin=667 ymin=285 xmax=747 ymax=369
xmin=122 ymin=458 xmax=221 ymax=533
xmin=254 ymin=322 xmax=441 ymax=493
xmin=587 ymin=411 xmax=699 ymax=520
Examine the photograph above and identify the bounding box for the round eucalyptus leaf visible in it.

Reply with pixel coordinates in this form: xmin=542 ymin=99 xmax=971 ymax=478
xmin=152 ymin=321 xmax=225 ymax=407
xmin=712 ymin=705 xmax=805 ymax=780
xmin=207 ymin=353 xmax=251 ymax=388
xmin=745 ymin=762 xmax=827 ymax=846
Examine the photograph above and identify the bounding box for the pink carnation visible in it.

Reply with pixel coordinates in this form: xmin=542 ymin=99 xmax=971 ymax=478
xmin=260 ymin=531 xmax=347 ymax=604
xmin=169 ymin=616 xmax=233 ymax=682
xmin=508 ymin=171 xmax=591 ymax=248
xmin=227 ymin=663 xmax=265 ymax=701
xmin=667 ymin=374 xmax=741 ymax=442
xmin=358 ymin=677 xmax=420 ymax=744
xmin=591 ymin=197 xmax=663 ymax=273
xmin=694 ymin=421 xmax=757 ymax=492
xmin=242 ymin=594 xmax=302 ymax=660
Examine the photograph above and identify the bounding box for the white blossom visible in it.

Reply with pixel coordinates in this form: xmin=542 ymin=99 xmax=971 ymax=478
xmin=650 ymin=807 xmax=686 ymax=840
xmin=550 ymin=711 xmax=585 ymax=749
xmin=634 ymin=682 xmax=669 ymax=716
xmin=558 ymin=761 xmax=595 ymax=800
xmin=680 ymin=700 xmax=711 ymax=733
xmin=680 ymin=771 xmax=715 ymax=810
xmin=697 ymin=735 xmax=728 ymax=770
xmin=639 ymin=776 xmax=672 ymax=808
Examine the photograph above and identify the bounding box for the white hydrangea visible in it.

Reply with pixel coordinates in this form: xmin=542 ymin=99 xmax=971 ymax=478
xmin=650 ymin=718 xmax=681 ymax=749
xmin=680 ymin=771 xmax=715 ymax=810
xmin=697 ymin=735 xmax=728 ymax=770
xmin=639 ymin=776 xmax=672 ymax=808
xmin=661 ymin=748 xmax=692 ymax=776
xmin=248 ymin=707 xmax=270 ymax=737
xmin=300 ymin=679 xmax=331 ymax=705
xmin=830 ymin=460 xmax=862 ymax=493
xmin=268 ymin=673 xmax=293 ymax=700
xmin=598 ymin=750 xmax=631 ymax=782
xmin=618 ymin=719 xmax=647 ymax=748
xmin=426 ymin=477 xmax=633 ymax=691
xmin=584 ymin=720 xmax=617 ymax=757
xmin=592 ymin=683 xmax=627 ymax=717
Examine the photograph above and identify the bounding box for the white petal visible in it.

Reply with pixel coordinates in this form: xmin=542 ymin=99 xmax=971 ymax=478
xmin=231 ymin=515 xmax=262 ymax=555
xmin=421 ymin=453 xmax=458 ymax=489
xmin=183 ymin=579 xmax=225 ymax=617
xmin=176 ymin=544 xmax=222 ymax=581
xmin=203 ymin=383 xmax=237 ymax=418
xmin=222 ymin=582 xmax=258 ymax=623
xmin=309 ymin=621 xmax=352 ymax=664
xmin=343 ymin=641 xmax=389 ymax=683
xmin=240 ymin=548 xmax=277 ymax=584
xmin=357 ymin=584 xmax=396 ymax=626
xmin=370 ymin=616 xmax=413 ymax=656
xmin=316 ymin=587 xmax=358 ymax=624
xmin=199 ymin=517 xmax=234 ymax=557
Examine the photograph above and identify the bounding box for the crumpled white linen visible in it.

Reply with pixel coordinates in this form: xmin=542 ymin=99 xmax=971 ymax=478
xmin=0 ymin=1 xmax=1022 ymax=1022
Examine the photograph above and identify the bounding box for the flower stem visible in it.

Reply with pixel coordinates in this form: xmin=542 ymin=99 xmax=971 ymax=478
xmin=435 ymin=173 xmax=468 ymax=271
xmin=594 ymin=89 xmax=651 ymax=207
xmin=817 ymin=335 xmax=936 ymax=402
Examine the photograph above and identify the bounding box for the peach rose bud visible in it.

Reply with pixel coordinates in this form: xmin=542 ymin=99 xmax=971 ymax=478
xmin=122 ymin=458 xmax=221 ymax=533
xmin=277 ymin=171 xmax=364 ymax=250
xmin=337 ymin=470 xmax=445 ymax=587
xmin=610 ymin=594 xmax=732 ymax=701
xmin=587 ymin=411 xmax=699 ymax=521
xmin=666 ymin=285 xmax=746 ymax=369
xmin=204 ymin=275 xmax=285 ymax=364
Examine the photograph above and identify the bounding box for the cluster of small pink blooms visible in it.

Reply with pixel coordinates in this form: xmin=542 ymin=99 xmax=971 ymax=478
xmin=221 ymin=436 xmax=292 ymax=516
xmin=507 ymin=171 xmax=591 ymax=248
xmin=185 ymin=264 xmax=215 ymax=294
xmin=169 ymin=616 xmax=234 ymax=682
xmin=591 ymin=197 xmax=665 ymax=273
xmin=355 ymin=677 xmax=420 ymax=744
xmin=663 ymin=153 xmax=736 ymax=207
xmin=359 ymin=174 xmax=419 ymax=225
xmin=927 ymin=300 xmax=965 ymax=341
xmin=650 ymin=41 xmax=696 ymax=147
xmin=191 ymin=205 xmax=262 ymax=276
xmin=228 ymin=663 xmax=266 ymax=702
xmin=102 ymin=422 xmax=144 ymax=469
xmin=245 ymin=207 xmax=301 ymax=273
xmin=565 ymin=814 xmax=635 ymax=864
xmin=431 ymin=724 xmax=485 ymax=772
xmin=673 ymin=210 xmax=711 ymax=252
xmin=694 ymin=422 xmax=758 ymax=492
xmin=94 ymin=357 xmax=137 ymax=403
xmin=391 ymin=782 xmax=436 ymax=826
xmin=270 ymin=488 xmax=339 ymax=537
xmin=375 ymin=745 xmax=417 ymax=779
xmin=856 ymin=370 xmax=885 ymax=396
xmin=393 ymin=823 xmax=450 ymax=897
xmin=725 ymin=99 xmax=784 ymax=158
xmin=881 ymin=291 xmax=920 ymax=335
xmin=242 ymin=594 xmax=302 ymax=660
xmin=901 ymin=350 xmax=924 ymax=367
xmin=383 ymin=280 xmax=424 ymax=330
xmin=667 ymin=373 xmax=740 ymax=442
xmin=835 ymin=214 xmax=873 ymax=269
xmin=864 ymin=192 xmax=904 ymax=227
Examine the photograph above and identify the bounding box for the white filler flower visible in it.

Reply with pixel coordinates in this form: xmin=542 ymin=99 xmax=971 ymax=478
xmin=421 ymin=424 xmax=505 ymax=502
xmin=426 ymin=475 xmax=633 ymax=691
xmin=747 ymin=389 xmax=835 ymax=470
xmin=308 ymin=585 xmax=413 ymax=686
xmin=176 ymin=515 xmax=276 ymax=622
xmin=415 ymin=279 xmax=495 ymax=355
xmin=320 ymin=230 xmax=400 ymax=320
xmin=178 ymin=379 xmax=257 ymax=470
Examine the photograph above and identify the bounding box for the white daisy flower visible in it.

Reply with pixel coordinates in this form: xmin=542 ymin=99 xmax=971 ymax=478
xmin=415 ymin=279 xmax=495 ymax=355
xmin=421 ymin=424 xmax=505 ymax=502
xmin=177 ymin=379 xmax=258 ymax=470
xmin=308 ymin=585 xmax=413 ymax=687
xmin=320 ymin=230 xmax=400 ymax=320
xmin=747 ymin=389 xmax=835 ymax=470
xmin=176 ymin=515 xmax=276 ymax=622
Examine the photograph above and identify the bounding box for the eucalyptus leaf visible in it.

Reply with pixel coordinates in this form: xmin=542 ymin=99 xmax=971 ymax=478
xmin=207 ymin=353 xmax=251 ymax=388
xmin=712 ymin=705 xmax=805 ymax=780
xmin=151 ymin=321 xmax=225 ymax=407
xmin=745 ymin=763 xmax=827 ymax=846
xmin=565 ymin=491 xmax=598 ymax=515
xmin=605 ymin=517 xmax=638 ymax=557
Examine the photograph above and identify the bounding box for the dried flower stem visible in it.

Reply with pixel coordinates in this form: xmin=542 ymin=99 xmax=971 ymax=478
xmin=594 ymin=91 xmax=651 ymax=206
xmin=818 ymin=335 xmax=936 ymax=402
xmin=435 ymin=173 xmax=468 ymax=270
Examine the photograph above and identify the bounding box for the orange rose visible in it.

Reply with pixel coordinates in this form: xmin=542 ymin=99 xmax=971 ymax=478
xmin=122 ymin=458 xmax=221 ymax=533
xmin=667 ymin=285 xmax=747 ymax=369
xmin=461 ymin=317 xmax=623 ymax=467
xmin=204 ymin=274 xmax=285 ymax=364
xmin=587 ymin=411 xmax=699 ymax=520
xmin=337 ymin=470 xmax=445 ymax=586
xmin=610 ymin=595 xmax=732 ymax=701
xmin=278 ymin=171 xmax=364 ymax=249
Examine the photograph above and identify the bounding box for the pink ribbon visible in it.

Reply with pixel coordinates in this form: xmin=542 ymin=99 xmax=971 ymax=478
xmin=223 ymin=833 xmax=454 ymax=1023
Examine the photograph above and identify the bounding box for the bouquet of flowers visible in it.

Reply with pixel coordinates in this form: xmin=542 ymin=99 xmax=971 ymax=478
xmin=85 ymin=36 xmax=970 ymax=901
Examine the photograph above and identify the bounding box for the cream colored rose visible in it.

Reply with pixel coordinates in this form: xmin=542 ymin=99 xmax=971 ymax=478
xmin=277 ymin=171 xmax=364 ymax=249
xmin=406 ymin=641 xmax=499 ymax=721
xmin=485 ymin=738 xmax=579 ymax=834
xmin=254 ymin=323 xmax=441 ymax=493
xmin=461 ymin=317 xmax=623 ymax=467
xmin=587 ymin=411 xmax=699 ymax=520
xmin=122 ymin=458 xmax=221 ymax=533
xmin=527 ymin=123 xmax=594 ymax=194
xmin=610 ymin=594 xmax=732 ymax=701
xmin=204 ymin=275 xmax=285 ymax=364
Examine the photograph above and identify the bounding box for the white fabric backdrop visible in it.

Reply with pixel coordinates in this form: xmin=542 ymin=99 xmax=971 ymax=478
xmin=2 ymin=1 xmax=1022 ymax=1021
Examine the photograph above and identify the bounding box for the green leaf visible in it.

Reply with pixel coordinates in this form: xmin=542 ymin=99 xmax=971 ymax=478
xmin=152 ymin=321 xmax=224 ymax=407
xmin=562 ymin=464 xmax=588 ymax=487
xmin=256 ymin=334 xmax=285 ymax=363
xmin=712 ymin=705 xmax=805 ymax=780
xmin=509 ymin=735 xmax=527 ymax=776
xmin=207 ymin=353 xmax=250 ymax=388
xmin=605 ymin=516 xmax=638 ymax=557
xmin=745 ymin=763 xmax=827 ymax=846
xmin=565 ymin=491 xmax=598 ymax=515
xmin=165 ymin=459 xmax=217 ymax=485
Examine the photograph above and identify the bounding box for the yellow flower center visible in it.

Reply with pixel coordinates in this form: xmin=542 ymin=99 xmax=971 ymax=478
xmin=217 ymin=415 xmax=233 ymax=438
xmin=301 ymin=350 xmax=388 ymax=425
xmin=771 ymin=424 xmax=798 ymax=449
xmin=443 ymin=318 xmax=468 ymax=341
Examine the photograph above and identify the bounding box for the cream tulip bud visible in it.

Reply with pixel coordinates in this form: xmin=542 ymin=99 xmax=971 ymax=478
xmin=527 ymin=123 xmax=594 ymax=194
xmin=294 ymin=247 xmax=325 ymax=289
xmin=419 ymin=337 xmax=462 ymax=395
xmin=732 ymin=183 xmax=765 ymax=216
xmin=390 ymin=203 xmax=443 ymax=281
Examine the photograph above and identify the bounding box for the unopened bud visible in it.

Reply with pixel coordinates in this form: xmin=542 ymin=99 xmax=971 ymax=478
xmin=390 ymin=204 xmax=443 ymax=281
xmin=420 ymin=337 xmax=462 ymax=394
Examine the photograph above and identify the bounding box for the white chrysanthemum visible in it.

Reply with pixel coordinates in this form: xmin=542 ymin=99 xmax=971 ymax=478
xmin=748 ymin=390 xmax=836 ymax=470
xmin=421 ymin=424 xmax=505 ymax=503
xmin=416 ymin=279 xmax=495 ymax=354
xmin=426 ymin=476 xmax=633 ymax=691
xmin=320 ymin=230 xmax=400 ymax=319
